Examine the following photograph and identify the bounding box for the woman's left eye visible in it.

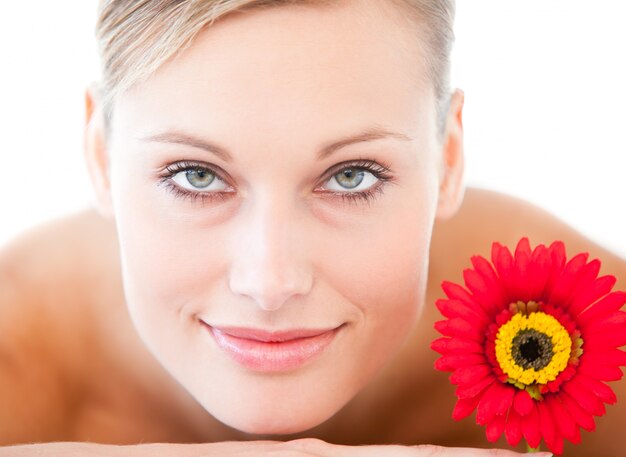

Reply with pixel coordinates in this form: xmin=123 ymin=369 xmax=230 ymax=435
xmin=317 ymin=159 xmax=396 ymax=205
xmin=324 ymin=167 xmax=379 ymax=192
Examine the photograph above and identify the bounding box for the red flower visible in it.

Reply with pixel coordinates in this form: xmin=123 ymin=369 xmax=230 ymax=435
xmin=431 ymin=237 xmax=626 ymax=455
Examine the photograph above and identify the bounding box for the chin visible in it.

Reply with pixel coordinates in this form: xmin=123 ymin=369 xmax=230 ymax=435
xmin=234 ymin=419 xmax=318 ymax=436
xmin=208 ymin=397 xmax=341 ymax=437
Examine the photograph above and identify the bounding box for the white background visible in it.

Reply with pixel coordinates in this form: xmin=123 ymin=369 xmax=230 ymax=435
xmin=0 ymin=1 xmax=625 ymax=258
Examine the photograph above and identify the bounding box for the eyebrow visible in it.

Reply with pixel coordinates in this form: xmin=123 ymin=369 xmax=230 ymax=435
xmin=138 ymin=125 xmax=413 ymax=162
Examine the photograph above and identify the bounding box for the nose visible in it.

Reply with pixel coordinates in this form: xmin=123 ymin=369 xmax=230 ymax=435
xmin=228 ymin=193 xmax=313 ymax=312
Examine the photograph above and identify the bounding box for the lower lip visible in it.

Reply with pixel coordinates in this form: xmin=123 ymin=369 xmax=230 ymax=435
xmin=205 ymin=324 xmax=341 ymax=372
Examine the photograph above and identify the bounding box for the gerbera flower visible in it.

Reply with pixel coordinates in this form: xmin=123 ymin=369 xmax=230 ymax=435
xmin=431 ymin=237 xmax=626 ymax=455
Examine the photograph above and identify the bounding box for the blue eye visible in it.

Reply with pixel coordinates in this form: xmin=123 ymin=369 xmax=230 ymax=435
xmin=326 ymin=167 xmax=378 ymax=192
xmin=171 ymin=166 xmax=228 ymax=192
xmin=184 ymin=169 xmax=214 ymax=188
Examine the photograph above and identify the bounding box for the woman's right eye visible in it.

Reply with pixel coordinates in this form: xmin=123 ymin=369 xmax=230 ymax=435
xmin=171 ymin=167 xmax=230 ymax=192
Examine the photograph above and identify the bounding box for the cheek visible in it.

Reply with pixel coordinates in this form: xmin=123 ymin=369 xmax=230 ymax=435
xmin=107 ymin=162 xmax=231 ymax=362
xmin=318 ymin=180 xmax=438 ymax=378
xmin=109 ymin=154 xmax=228 ymax=300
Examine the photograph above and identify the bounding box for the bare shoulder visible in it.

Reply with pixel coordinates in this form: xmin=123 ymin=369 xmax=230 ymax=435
xmin=0 ymin=210 xmax=213 ymax=444
xmin=0 ymin=208 xmax=122 ymax=444
xmin=431 ymin=186 xmax=626 ymax=291
xmin=0 ymin=207 xmax=122 ymax=332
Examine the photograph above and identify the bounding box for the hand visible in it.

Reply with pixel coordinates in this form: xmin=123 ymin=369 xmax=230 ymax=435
xmin=203 ymin=438 xmax=552 ymax=457
xmin=0 ymin=439 xmax=553 ymax=456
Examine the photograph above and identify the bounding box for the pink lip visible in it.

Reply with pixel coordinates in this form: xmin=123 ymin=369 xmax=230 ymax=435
xmin=203 ymin=323 xmax=343 ymax=372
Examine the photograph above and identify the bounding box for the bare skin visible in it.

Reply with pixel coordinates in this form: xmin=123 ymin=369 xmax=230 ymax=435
xmin=0 ymin=187 xmax=624 ymax=455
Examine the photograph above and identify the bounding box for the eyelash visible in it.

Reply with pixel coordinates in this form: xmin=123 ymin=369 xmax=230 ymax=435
xmin=157 ymin=158 xmax=396 ymax=207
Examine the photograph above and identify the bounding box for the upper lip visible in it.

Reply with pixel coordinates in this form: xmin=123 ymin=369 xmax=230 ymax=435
xmin=207 ymin=324 xmax=341 ymax=342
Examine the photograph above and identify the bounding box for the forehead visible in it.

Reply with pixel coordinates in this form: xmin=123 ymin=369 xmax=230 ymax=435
xmin=112 ymin=0 xmax=434 ymax=150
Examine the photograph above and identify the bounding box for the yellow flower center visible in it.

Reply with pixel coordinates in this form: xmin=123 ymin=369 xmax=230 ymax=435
xmin=495 ymin=311 xmax=571 ymax=387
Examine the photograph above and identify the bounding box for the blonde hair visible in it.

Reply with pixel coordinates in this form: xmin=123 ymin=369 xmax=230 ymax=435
xmin=95 ymin=0 xmax=456 ymax=139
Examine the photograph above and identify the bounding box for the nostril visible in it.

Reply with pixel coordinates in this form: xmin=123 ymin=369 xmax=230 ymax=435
xmin=253 ymin=285 xmax=303 ymax=312
xmin=229 ymin=263 xmax=313 ymax=312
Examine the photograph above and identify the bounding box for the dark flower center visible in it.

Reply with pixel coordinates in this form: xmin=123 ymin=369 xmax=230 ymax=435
xmin=511 ymin=329 xmax=554 ymax=370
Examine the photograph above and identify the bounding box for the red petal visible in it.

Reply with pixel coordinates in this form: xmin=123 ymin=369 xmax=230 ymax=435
xmin=581 ymin=310 xmax=626 ymax=331
xmin=450 ymin=364 xmax=493 ymax=386
xmin=548 ymin=241 xmax=567 ymax=266
xmin=583 ymin=328 xmax=626 ymax=349
xmin=548 ymin=252 xmax=589 ymax=308
xmin=476 ymin=382 xmax=515 ymax=425
xmin=505 ymin=409 xmax=523 ymax=447
xmin=559 ymin=391 xmax=596 ymax=432
xmin=562 ymin=259 xmax=601 ymax=309
xmin=545 ymin=395 xmax=581 ymax=445
xmin=513 ymin=389 xmax=534 ymax=416
xmin=491 ymin=242 xmax=516 ymax=300
xmin=471 ymin=255 xmax=509 ymax=309
xmin=512 ymin=237 xmax=532 ymax=302
xmin=463 ymin=268 xmax=501 ymax=315
xmin=541 ymin=241 xmax=567 ymax=302
xmin=568 ymin=275 xmax=616 ymax=317
xmin=441 ymin=281 xmax=482 ymax=308
xmin=538 ymin=400 xmax=564 ymax=455
xmin=575 ymin=374 xmax=617 ymax=404
xmin=452 ymin=395 xmax=481 ymax=420
xmin=434 ymin=318 xmax=485 ymax=342
xmin=431 ymin=337 xmax=484 ymax=355
xmin=455 ymin=374 xmax=495 ymax=399
xmin=435 ymin=298 xmax=488 ymax=324
xmin=527 ymin=244 xmax=552 ymax=300
xmin=578 ymin=355 xmax=624 ymax=382
xmin=537 ymin=400 xmax=555 ymax=448
xmin=521 ymin=402 xmax=542 ymax=449
xmin=434 ymin=353 xmax=487 ymax=371
xmin=577 ymin=291 xmax=626 ymax=323
xmin=485 ymin=413 xmax=506 ymax=443
xmin=583 ymin=348 xmax=626 ymax=366
xmin=515 ymin=237 xmax=532 ymax=258
xmin=562 ymin=377 xmax=606 ymax=416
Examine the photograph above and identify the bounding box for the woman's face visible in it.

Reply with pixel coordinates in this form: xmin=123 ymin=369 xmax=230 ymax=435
xmin=93 ymin=0 xmax=462 ymax=435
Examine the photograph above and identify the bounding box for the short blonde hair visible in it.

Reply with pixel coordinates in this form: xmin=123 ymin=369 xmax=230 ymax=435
xmin=95 ymin=0 xmax=456 ymax=139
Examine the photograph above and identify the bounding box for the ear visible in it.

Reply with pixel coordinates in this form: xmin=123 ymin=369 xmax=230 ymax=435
xmin=435 ymin=88 xmax=466 ymax=221
xmin=84 ymin=84 xmax=114 ymax=219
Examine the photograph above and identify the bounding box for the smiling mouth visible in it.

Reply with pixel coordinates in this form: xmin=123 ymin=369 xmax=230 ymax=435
xmin=202 ymin=322 xmax=344 ymax=372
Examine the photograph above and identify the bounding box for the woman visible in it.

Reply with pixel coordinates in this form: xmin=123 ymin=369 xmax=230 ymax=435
xmin=0 ymin=0 xmax=624 ymax=455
